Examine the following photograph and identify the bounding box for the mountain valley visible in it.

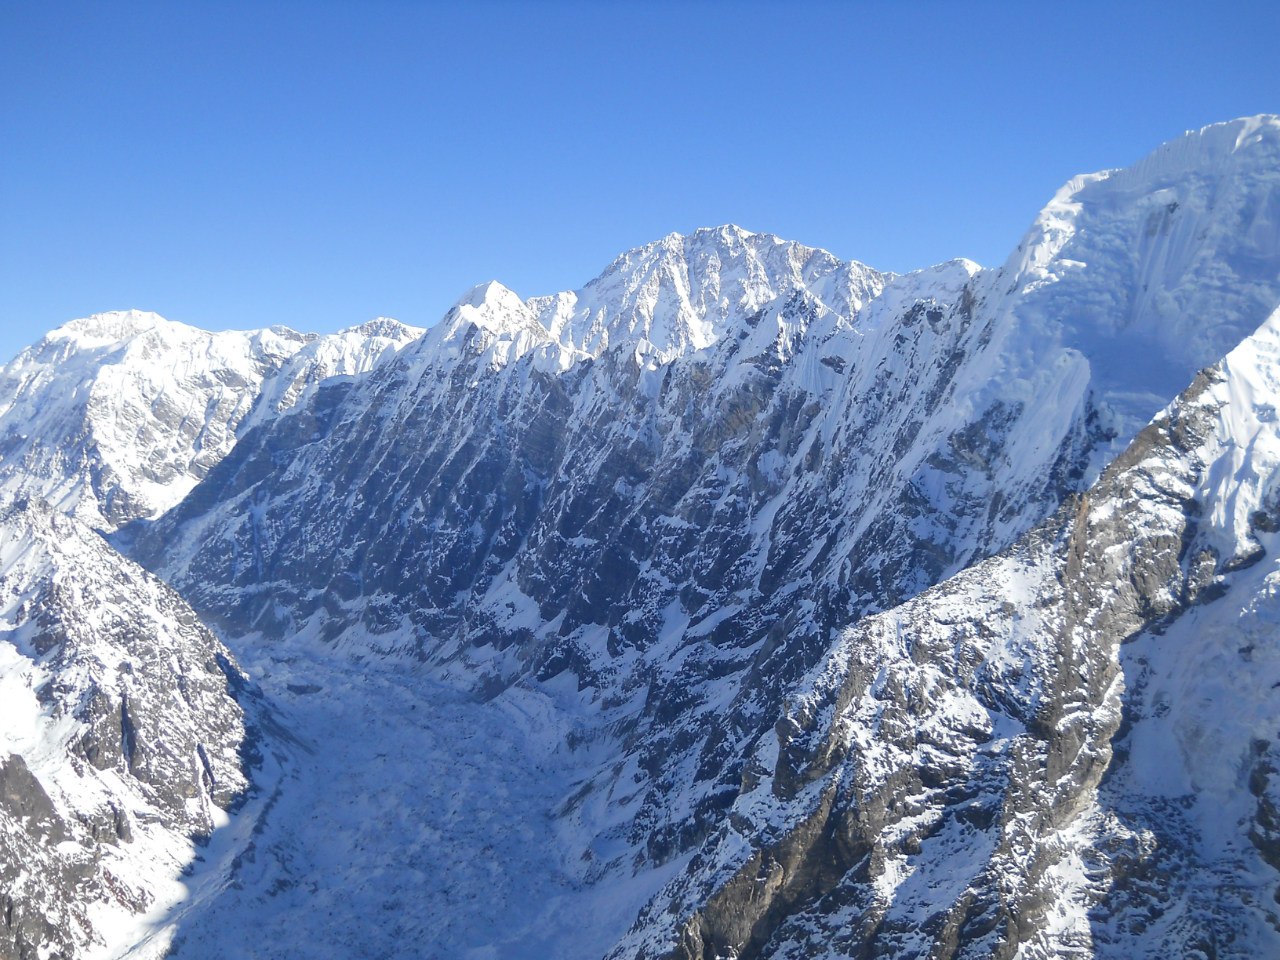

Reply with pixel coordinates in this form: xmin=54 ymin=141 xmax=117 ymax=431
xmin=3 ymin=116 xmax=1280 ymax=960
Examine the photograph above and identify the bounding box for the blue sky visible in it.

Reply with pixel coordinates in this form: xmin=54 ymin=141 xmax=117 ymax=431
xmin=2 ymin=0 xmax=1277 ymax=363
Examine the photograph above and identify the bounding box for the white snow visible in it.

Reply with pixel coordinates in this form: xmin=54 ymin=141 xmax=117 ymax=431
xmin=0 ymin=311 xmax=421 ymax=531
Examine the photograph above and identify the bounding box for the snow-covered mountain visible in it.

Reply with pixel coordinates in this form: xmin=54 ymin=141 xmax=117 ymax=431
xmin=616 ymin=301 xmax=1280 ymax=960
xmin=0 ymin=499 xmax=249 ymax=960
xmin=0 ymin=311 xmax=422 ymax=531
xmin=527 ymin=225 xmax=890 ymax=362
xmin=2 ymin=116 xmax=1280 ymax=959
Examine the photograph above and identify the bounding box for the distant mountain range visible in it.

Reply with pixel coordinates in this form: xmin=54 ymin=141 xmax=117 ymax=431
xmin=3 ymin=115 xmax=1279 ymax=960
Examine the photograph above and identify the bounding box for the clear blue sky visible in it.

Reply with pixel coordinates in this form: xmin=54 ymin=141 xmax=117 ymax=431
xmin=2 ymin=0 xmax=1276 ymax=363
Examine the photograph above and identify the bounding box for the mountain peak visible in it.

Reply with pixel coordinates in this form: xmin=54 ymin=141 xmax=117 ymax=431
xmin=416 ymin=280 xmax=550 ymax=359
xmin=343 ymin=317 xmax=424 ymax=342
xmin=52 ymin=309 xmax=179 ymax=347
xmin=529 ymin=225 xmax=888 ymax=362
xmin=0 ymin=313 xmax=346 ymax=530
xmin=657 ymin=223 xmax=757 ymax=248
xmin=696 ymin=222 xmax=754 ymax=239
xmin=452 ymin=279 xmax=528 ymax=314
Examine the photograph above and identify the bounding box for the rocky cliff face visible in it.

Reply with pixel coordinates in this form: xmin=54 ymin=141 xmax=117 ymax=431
xmin=615 ymin=305 xmax=1280 ymax=959
xmin=0 ymin=499 xmax=249 ymax=960
xmin=2 ymin=117 xmax=1280 ymax=959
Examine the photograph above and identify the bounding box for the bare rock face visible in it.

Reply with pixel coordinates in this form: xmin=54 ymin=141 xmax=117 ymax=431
xmin=0 ymin=499 xmax=250 ymax=960
xmin=0 ymin=753 xmax=78 ymax=960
